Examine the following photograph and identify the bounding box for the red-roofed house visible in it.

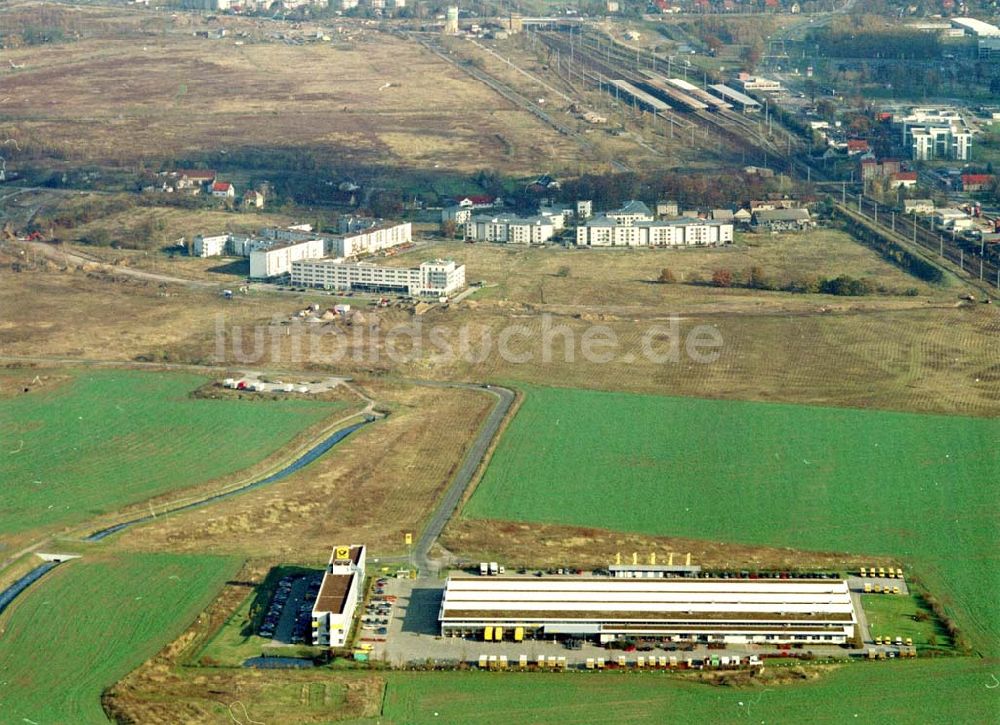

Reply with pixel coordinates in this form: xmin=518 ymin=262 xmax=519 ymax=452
xmin=211 ymin=181 xmax=236 ymax=199
xmin=890 ymin=171 xmax=918 ymax=189
xmin=175 ymin=169 xmax=217 ymax=192
xmin=847 ymin=139 xmax=870 ymax=156
xmin=455 ymin=195 xmax=498 ymax=209
xmin=961 ymin=174 xmax=992 ymax=192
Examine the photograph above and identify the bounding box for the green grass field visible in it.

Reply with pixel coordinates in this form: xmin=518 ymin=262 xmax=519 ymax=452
xmin=381 ymin=660 xmax=997 ymax=724
xmin=465 ymin=386 xmax=1000 ymax=655
xmin=0 ymin=370 xmax=343 ymax=536
xmin=862 ymin=594 xmax=946 ymax=650
xmin=0 ymin=552 xmax=238 ymax=724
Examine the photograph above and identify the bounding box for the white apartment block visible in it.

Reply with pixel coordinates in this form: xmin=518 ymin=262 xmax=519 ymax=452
xmin=291 ymin=258 xmax=466 ymax=297
xmin=249 ymin=238 xmax=325 ymax=279
xmin=604 ymin=200 xmax=654 ymax=226
xmin=577 ymin=217 xmax=733 ymax=247
xmin=333 ymin=222 xmax=412 ymax=258
xmin=312 ymin=545 xmax=366 ymax=648
xmin=576 ymin=200 xmax=593 ymax=220
xmin=900 ymin=108 xmax=972 ymax=161
xmin=465 ymin=214 xmax=558 ymax=244
xmin=192 ymin=234 xmax=229 ymax=257
xmin=442 ymin=205 xmax=473 ymax=226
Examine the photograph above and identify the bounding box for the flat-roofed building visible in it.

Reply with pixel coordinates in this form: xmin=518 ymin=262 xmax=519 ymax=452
xmin=439 ymin=576 xmax=858 ymax=645
xmin=735 ymin=73 xmax=782 ymax=93
xmin=464 ymin=214 xmax=559 ymax=244
xmin=904 ymin=199 xmax=935 ymax=215
xmin=249 ymin=238 xmax=325 ymax=279
xmin=192 ymin=233 xmax=230 ymax=257
xmin=708 ymin=84 xmax=761 ymax=112
xmin=291 ymin=258 xmax=466 ymax=297
xmin=576 ymin=217 xmax=733 ymax=247
xmin=951 ymin=17 xmax=1000 ymax=37
xmin=312 ymin=545 xmax=366 ymax=648
xmin=900 ymin=108 xmax=971 ymax=161
xmin=751 ymin=208 xmax=814 ymax=231
xmin=334 ymin=222 xmax=412 ymax=258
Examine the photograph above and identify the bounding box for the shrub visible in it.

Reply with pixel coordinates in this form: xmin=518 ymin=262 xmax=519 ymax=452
xmin=711 ymin=269 xmax=734 ymax=287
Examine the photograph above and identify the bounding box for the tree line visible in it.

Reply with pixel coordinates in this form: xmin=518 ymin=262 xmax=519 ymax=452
xmin=657 ymin=265 xmax=918 ymax=297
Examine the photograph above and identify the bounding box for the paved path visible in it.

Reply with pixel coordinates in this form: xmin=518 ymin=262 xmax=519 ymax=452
xmin=409 ymin=383 xmax=516 ymax=576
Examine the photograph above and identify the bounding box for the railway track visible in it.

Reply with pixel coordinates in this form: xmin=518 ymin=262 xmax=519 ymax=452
xmin=412 ymin=33 xmax=632 ymax=172
xmin=842 ymin=192 xmax=1000 ymax=292
xmin=536 ymin=30 xmax=798 ymax=163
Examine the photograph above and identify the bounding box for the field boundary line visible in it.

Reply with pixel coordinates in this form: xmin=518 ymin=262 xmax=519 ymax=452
xmin=86 ymin=403 xmax=372 ymax=529
xmin=454 ymin=386 xmax=524 ymax=516
xmin=405 ymin=382 xmax=516 ymax=575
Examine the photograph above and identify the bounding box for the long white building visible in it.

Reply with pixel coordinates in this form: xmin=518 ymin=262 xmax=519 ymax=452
xmin=439 ymin=576 xmax=858 ymax=645
xmin=334 ymin=222 xmax=412 ymax=257
xmin=249 ymin=238 xmax=325 ymax=279
xmin=465 ymin=214 xmax=560 ymax=244
xmin=576 ymin=217 xmax=733 ymax=247
xmin=263 ymin=221 xmax=412 ymax=258
xmin=312 ymin=545 xmax=366 ymax=648
xmin=291 ymin=258 xmax=466 ymax=297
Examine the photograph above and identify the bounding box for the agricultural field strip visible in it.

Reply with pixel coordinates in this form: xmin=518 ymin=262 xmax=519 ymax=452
xmin=0 ymin=552 xmax=240 ymax=724
xmin=5 ymin=370 xmax=364 ymax=536
xmin=464 ymin=385 xmax=1000 ymax=655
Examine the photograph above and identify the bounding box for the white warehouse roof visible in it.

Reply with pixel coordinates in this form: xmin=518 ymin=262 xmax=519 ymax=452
xmin=440 ymin=577 xmax=856 ymax=623
xmin=951 ymin=17 xmax=1000 ymax=36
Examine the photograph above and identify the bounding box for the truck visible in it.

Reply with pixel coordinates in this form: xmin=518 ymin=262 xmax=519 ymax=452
xmin=489 ymin=562 xmax=499 ymax=576
xmin=480 ymin=562 xmax=489 ymax=576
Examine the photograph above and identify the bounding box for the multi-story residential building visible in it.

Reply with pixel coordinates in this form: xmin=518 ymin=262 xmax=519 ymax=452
xmin=333 ymin=222 xmax=412 ymax=257
xmin=259 ymin=221 xmax=411 ymax=258
xmin=291 ymin=258 xmax=466 ymax=297
xmin=442 ymin=205 xmax=473 ymax=226
xmin=192 ymin=234 xmax=230 ymax=257
xmin=576 ymin=217 xmax=733 ymax=247
xmin=899 ymin=108 xmax=972 ymax=161
xmin=464 ymin=214 xmax=559 ymax=244
xmin=604 ymin=200 xmax=654 ymax=226
xmin=249 ymin=238 xmax=325 ymax=279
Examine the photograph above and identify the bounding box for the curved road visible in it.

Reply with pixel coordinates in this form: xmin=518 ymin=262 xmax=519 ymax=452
xmin=409 ymin=383 xmax=516 ymax=576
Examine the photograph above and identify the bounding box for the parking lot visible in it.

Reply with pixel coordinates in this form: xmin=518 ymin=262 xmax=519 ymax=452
xmin=358 ymin=576 xmax=397 ymax=642
xmin=258 ymin=572 xmax=323 ymax=645
xmin=362 ymin=576 xmax=870 ymax=668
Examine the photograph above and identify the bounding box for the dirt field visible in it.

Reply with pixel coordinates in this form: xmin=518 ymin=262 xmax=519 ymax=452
xmin=389 ymin=229 xmax=951 ymax=304
xmin=2 ymin=241 xmax=996 ymax=417
xmin=0 ymin=3 xmax=583 ymax=176
xmin=111 ymin=380 xmax=493 ymax=560
xmin=441 ymin=519 xmax=898 ymax=573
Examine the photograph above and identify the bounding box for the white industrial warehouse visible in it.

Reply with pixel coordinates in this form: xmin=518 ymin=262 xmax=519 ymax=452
xmin=311 ymin=544 xmax=366 ymax=648
xmin=438 ymin=576 xmax=858 ymax=645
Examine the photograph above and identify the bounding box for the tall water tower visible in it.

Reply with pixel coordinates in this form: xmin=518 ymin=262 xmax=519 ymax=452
xmin=444 ymin=6 xmax=459 ymax=34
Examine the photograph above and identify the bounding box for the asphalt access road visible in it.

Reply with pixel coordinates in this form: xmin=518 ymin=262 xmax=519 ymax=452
xmin=410 ymin=384 xmax=515 ymax=576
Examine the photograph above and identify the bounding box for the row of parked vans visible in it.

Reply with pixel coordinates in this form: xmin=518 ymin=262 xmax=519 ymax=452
xmin=859 ymin=567 xmax=903 ymax=579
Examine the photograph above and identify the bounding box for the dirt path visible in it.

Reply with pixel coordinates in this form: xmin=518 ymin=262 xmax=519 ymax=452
xmin=22 ymin=240 xmax=220 ymax=289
